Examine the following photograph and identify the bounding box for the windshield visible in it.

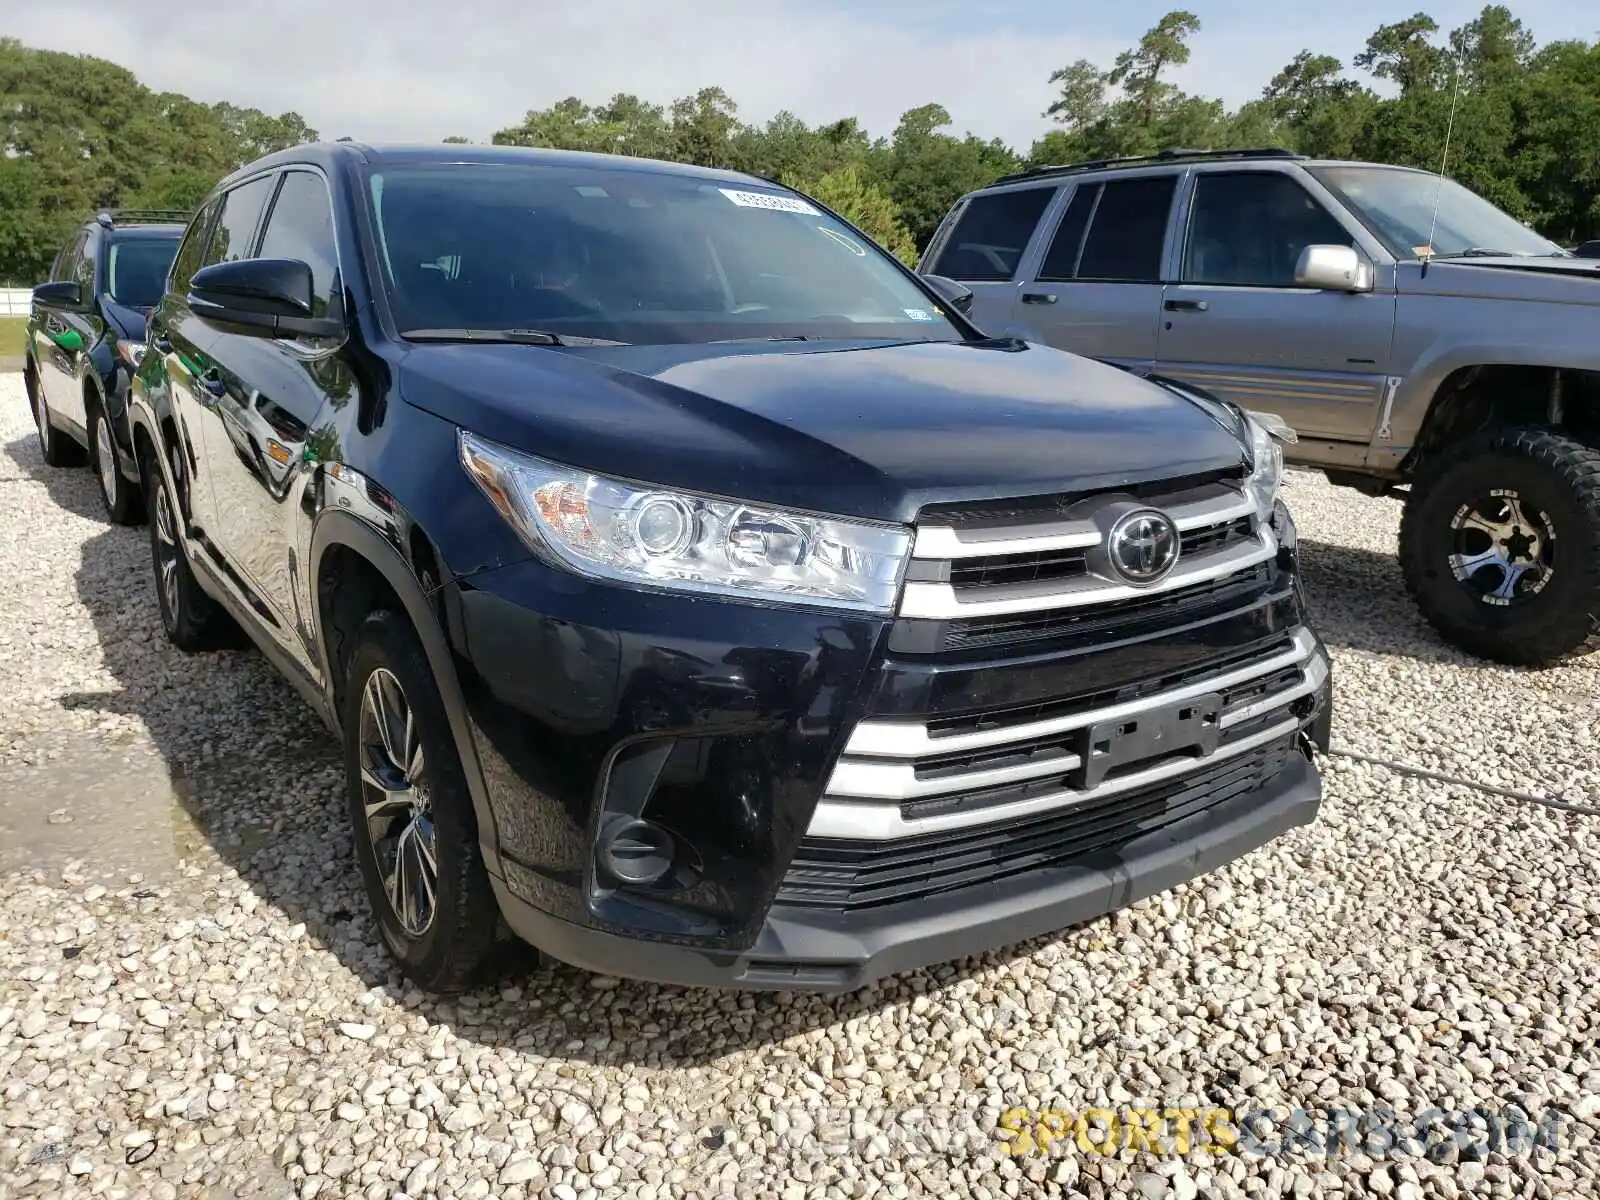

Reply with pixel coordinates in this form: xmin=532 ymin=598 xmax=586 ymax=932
xmin=364 ymin=162 xmax=961 ymax=345
xmin=106 ymin=237 xmax=180 ymax=308
xmin=1309 ymin=166 xmax=1565 ymax=261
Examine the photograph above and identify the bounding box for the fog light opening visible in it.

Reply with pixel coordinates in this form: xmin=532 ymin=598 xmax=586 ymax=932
xmin=597 ymin=816 xmax=676 ymax=886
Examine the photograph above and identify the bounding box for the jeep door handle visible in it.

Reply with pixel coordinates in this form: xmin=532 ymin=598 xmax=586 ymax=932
xmin=1164 ymin=299 xmax=1209 ymax=312
xmin=1021 ymin=292 xmax=1058 ymax=305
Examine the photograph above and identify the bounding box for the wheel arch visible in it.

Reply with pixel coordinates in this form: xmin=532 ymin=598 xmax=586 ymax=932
xmin=310 ymin=511 xmax=505 ymax=879
xmin=1400 ymin=363 xmax=1600 ymax=476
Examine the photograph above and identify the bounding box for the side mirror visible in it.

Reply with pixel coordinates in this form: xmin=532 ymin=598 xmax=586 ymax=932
xmin=1574 ymin=240 xmax=1600 ymax=260
xmin=1294 ymin=244 xmax=1373 ymax=293
xmin=33 ymin=280 xmax=83 ymax=310
xmin=921 ymin=273 xmax=975 ymax=315
xmin=189 ymin=258 xmax=342 ymax=340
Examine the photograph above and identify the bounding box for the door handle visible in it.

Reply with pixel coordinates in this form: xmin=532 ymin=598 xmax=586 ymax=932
xmin=1021 ymin=292 xmax=1058 ymax=305
xmin=1164 ymin=299 xmax=1209 ymax=312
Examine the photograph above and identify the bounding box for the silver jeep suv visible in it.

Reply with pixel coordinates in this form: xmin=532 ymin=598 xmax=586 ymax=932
xmin=920 ymin=147 xmax=1600 ymax=667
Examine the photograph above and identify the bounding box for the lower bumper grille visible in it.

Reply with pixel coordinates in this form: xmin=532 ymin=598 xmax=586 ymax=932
xmin=775 ymin=736 xmax=1298 ymax=911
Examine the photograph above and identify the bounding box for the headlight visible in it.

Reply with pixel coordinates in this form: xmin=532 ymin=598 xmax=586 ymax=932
xmin=1244 ymin=410 xmax=1296 ymax=518
xmin=458 ymin=432 xmax=912 ymax=612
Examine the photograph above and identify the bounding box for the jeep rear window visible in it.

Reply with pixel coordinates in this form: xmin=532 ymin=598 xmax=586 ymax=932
xmin=364 ymin=163 xmax=962 ymax=346
xmin=928 ymin=187 xmax=1055 ymax=282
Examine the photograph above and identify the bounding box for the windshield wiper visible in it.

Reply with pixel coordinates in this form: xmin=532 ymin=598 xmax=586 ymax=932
xmin=1431 ymin=247 xmax=1522 ymax=259
xmin=401 ymin=327 xmax=629 ymax=347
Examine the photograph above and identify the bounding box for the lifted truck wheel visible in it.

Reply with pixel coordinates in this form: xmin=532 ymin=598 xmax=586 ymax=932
xmin=1399 ymin=426 xmax=1600 ymax=666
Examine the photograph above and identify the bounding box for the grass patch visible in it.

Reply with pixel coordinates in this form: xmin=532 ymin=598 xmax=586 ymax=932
xmin=0 ymin=317 xmax=27 ymax=358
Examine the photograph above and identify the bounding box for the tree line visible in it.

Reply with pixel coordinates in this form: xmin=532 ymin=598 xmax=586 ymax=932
xmin=3 ymin=6 xmax=1598 ymax=284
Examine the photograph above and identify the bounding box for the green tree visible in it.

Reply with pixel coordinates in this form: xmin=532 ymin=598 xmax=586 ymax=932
xmin=1355 ymin=13 xmax=1450 ymax=95
xmin=1107 ymin=10 xmax=1201 ymax=127
xmin=669 ymin=87 xmax=740 ymax=167
xmin=884 ymin=104 xmax=1018 ymax=248
xmin=791 ymin=164 xmax=917 ymax=264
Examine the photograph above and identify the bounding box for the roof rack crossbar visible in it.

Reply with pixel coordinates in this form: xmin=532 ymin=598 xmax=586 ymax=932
xmin=96 ymin=208 xmax=194 ymax=228
xmin=988 ymin=146 xmax=1302 ymax=188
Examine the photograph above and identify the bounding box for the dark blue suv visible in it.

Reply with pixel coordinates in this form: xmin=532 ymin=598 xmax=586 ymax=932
xmin=26 ymin=210 xmax=185 ymax=523
xmin=131 ymin=143 xmax=1331 ymax=993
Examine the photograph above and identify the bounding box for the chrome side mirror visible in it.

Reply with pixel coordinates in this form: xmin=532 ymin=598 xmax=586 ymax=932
xmin=1294 ymin=244 xmax=1373 ymax=293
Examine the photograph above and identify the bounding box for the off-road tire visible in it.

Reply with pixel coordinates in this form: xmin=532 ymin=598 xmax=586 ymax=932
xmin=342 ymin=610 xmax=500 ymax=993
xmin=1399 ymin=426 xmax=1600 ymax=666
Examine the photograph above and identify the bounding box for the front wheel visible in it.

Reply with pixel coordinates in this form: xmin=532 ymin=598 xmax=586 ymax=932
xmin=342 ymin=610 xmax=500 ymax=993
xmin=90 ymin=403 xmax=143 ymax=525
xmin=1399 ymin=427 xmax=1600 ymax=666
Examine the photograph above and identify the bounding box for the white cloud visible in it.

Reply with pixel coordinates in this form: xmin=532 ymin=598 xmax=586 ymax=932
xmin=4 ymin=0 xmax=1140 ymax=148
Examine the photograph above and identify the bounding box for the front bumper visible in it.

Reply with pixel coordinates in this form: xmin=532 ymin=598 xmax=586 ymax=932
xmin=451 ymin=523 xmax=1330 ymax=990
xmin=490 ymin=746 xmax=1322 ymax=992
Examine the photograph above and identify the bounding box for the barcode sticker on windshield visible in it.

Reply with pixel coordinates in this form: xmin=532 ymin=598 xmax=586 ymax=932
xmin=719 ymin=188 xmax=820 ymax=215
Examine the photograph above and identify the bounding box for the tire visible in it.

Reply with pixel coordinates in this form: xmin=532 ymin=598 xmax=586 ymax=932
xmin=89 ymin=400 xmax=144 ymax=525
xmin=29 ymin=364 xmax=85 ymax=469
xmin=342 ymin=609 xmax=499 ymax=993
xmin=145 ymin=450 xmax=229 ymax=651
xmin=1400 ymin=426 xmax=1600 ymax=666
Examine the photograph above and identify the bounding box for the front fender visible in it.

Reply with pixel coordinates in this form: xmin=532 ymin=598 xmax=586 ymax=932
xmin=1374 ymin=300 xmax=1600 ymax=470
xmin=308 ymin=492 xmax=506 ymax=881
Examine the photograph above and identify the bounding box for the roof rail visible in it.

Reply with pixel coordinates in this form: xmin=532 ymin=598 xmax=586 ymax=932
xmin=95 ymin=208 xmax=193 ymax=229
xmin=988 ymin=146 xmax=1302 ymax=188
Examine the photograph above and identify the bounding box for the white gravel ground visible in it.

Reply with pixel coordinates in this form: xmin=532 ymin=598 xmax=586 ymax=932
xmin=1 ymin=370 xmax=1597 ymax=1200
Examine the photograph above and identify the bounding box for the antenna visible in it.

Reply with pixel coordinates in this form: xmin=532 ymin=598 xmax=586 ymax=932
xmin=1422 ymin=63 xmax=1464 ymax=267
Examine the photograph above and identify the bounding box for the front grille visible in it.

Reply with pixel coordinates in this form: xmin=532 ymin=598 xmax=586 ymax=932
xmin=900 ymin=480 xmax=1276 ymax=622
xmin=776 ymin=737 xmax=1296 ymax=911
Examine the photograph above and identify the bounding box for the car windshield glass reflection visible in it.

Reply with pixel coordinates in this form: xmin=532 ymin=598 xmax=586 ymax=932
xmin=107 ymin=238 xmax=181 ymax=308
xmin=365 ymin=163 xmax=960 ymax=346
xmin=1309 ymin=166 xmax=1566 ymax=261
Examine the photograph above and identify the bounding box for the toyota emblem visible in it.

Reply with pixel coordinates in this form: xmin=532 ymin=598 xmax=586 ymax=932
xmin=1106 ymin=509 xmax=1180 ymax=586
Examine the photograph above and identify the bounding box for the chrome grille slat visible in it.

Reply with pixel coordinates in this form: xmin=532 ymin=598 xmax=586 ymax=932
xmin=910 ymin=487 xmax=1254 ymax=561
xmin=810 ymin=633 xmax=1326 ymax=835
xmin=899 ymin=530 xmax=1276 ymax=620
xmin=846 ymin=629 xmax=1317 ymax=758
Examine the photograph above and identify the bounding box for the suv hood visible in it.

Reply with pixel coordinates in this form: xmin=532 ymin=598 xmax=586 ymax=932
xmin=1399 ymin=257 xmax=1600 ymax=304
xmin=102 ymin=299 xmax=151 ymax=342
xmin=397 ymin=338 xmax=1248 ymax=524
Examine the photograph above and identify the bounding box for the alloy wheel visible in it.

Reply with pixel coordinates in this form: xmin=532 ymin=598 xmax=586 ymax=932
xmin=152 ymin=480 xmax=180 ymax=621
xmin=33 ymin=388 xmax=50 ymax=455
xmin=95 ymin=415 xmax=118 ymax=507
xmin=1448 ymin=490 xmax=1555 ymax=608
xmin=358 ymin=668 xmax=438 ymax=937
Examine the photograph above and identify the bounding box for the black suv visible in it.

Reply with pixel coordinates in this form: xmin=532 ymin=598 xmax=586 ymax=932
xmin=25 ymin=210 xmax=187 ymax=523
xmin=131 ymin=143 xmax=1331 ymax=993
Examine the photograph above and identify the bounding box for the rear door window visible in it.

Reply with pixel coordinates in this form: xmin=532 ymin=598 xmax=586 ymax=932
xmin=1075 ymin=176 xmax=1177 ymax=282
xmin=1036 ymin=184 xmax=1100 ymax=282
xmin=928 ymin=187 xmax=1056 ymax=281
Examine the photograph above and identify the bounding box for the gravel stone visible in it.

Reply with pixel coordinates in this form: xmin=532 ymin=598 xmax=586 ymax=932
xmin=1 ymin=379 xmax=1596 ymax=1198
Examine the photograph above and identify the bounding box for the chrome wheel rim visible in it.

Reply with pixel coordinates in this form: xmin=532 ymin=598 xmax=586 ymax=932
xmin=152 ymin=482 xmax=180 ymax=620
xmin=358 ymin=668 xmax=436 ymax=937
xmin=1449 ymin=489 xmax=1554 ymax=608
xmin=95 ymin=417 xmax=117 ymax=505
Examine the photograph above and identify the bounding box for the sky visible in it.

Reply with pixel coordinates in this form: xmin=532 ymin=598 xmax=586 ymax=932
xmin=2 ymin=1 xmax=1595 ymax=149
